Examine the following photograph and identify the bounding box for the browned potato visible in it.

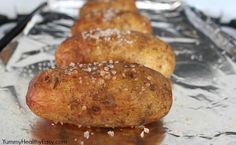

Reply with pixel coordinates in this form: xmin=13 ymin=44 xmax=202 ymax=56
xmin=56 ymin=29 xmax=176 ymax=77
xmin=26 ymin=62 xmax=172 ymax=127
xmin=71 ymin=10 xmax=152 ymax=35
xmin=79 ymin=0 xmax=137 ymax=17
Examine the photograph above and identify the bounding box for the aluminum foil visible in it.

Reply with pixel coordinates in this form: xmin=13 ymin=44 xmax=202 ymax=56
xmin=1 ymin=0 xmax=236 ymax=144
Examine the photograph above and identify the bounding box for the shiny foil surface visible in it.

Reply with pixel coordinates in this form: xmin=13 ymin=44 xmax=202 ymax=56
xmin=0 ymin=0 xmax=236 ymax=145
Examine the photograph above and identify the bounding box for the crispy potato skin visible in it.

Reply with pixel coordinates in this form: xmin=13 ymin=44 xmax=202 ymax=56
xmin=56 ymin=30 xmax=176 ymax=77
xmin=26 ymin=62 xmax=172 ymax=127
xmin=80 ymin=0 xmax=137 ymax=17
xmin=71 ymin=11 xmax=152 ymax=35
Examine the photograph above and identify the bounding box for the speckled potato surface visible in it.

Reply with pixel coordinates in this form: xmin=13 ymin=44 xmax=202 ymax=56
xmin=79 ymin=0 xmax=137 ymax=17
xmin=26 ymin=62 xmax=172 ymax=127
xmin=72 ymin=10 xmax=152 ymax=35
xmin=56 ymin=29 xmax=175 ymax=77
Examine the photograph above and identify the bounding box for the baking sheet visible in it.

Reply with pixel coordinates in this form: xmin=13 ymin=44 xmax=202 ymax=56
xmin=1 ymin=0 xmax=236 ymax=145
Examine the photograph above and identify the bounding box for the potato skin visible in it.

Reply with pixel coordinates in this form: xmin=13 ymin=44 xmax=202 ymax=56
xmin=56 ymin=29 xmax=176 ymax=77
xmin=80 ymin=0 xmax=137 ymax=17
xmin=26 ymin=62 xmax=172 ymax=127
xmin=72 ymin=11 xmax=152 ymax=35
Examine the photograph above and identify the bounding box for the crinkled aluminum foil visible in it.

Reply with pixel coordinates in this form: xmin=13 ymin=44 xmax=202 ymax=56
xmin=0 ymin=0 xmax=236 ymax=145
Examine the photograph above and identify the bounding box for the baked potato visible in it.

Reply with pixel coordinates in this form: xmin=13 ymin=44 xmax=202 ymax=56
xmin=71 ymin=10 xmax=152 ymax=35
xmin=56 ymin=29 xmax=176 ymax=77
xmin=26 ymin=62 xmax=172 ymax=127
xmin=79 ymin=0 xmax=137 ymax=17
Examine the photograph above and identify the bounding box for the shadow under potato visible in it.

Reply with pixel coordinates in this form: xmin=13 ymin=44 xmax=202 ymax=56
xmin=31 ymin=119 xmax=165 ymax=145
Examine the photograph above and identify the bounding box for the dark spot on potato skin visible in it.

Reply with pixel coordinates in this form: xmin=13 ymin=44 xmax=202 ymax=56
xmin=101 ymin=95 xmax=117 ymax=108
xmin=44 ymin=76 xmax=49 ymax=81
xmin=125 ymin=71 xmax=136 ymax=79
xmin=149 ymin=84 xmax=156 ymax=91
xmin=53 ymin=77 xmax=59 ymax=89
xmin=69 ymin=99 xmax=80 ymax=110
xmin=44 ymin=76 xmax=51 ymax=83
xmin=91 ymin=106 xmax=100 ymax=113
xmin=147 ymin=104 xmax=152 ymax=109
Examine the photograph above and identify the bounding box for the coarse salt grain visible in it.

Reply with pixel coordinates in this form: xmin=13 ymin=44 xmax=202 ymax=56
xmin=146 ymin=83 xmax=150 ymax=87
xmin=104 ymin=66 xmax=109 ymax=71
xmin=130 ymin=64 xmax=136 ymax=68
xmin=122 ymin=73 xmax=126 ymax=77
xmin=125 ymin=40 xmax=133 ymax=44
xmin=69 ymin=62 xmax=75 ymax=67
xmin=108 ymin=64 xmax=114 ymax=68
xmin=109 ymin=60 xmax=113 ymax=64
xmin=100 ymin=70 xmax=106 ymax=76
xmin=88 ymin=67 xmax=92 ymax=72
xmin=82 ymin=105 xmax=87 ymax=111
xmin=141 ymin=86 xmax=145 ymax=91
xmin=83 ymin=67 xmax=92 ymax=72
xmin=144 ymin=127 xmax=150 ymax=133
xmin=107 ymin=131 xmax=114 ymax=137
xmin=111 ymin=70 xmax=116 ymax=75
xmin=98 ymin=63 xmax=103 ymax=66
xmin=140 ymin=131 xmax=145 ymax=138
xmin=84 ymin=131 xmax=90 ymax=139
xmin=147 ymin=76 xmax=152 ymax=80
xmin=104 ymin=74 xmax=111 ymax=79
xmin=92 ymin=66 xmax=97 ymax=70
